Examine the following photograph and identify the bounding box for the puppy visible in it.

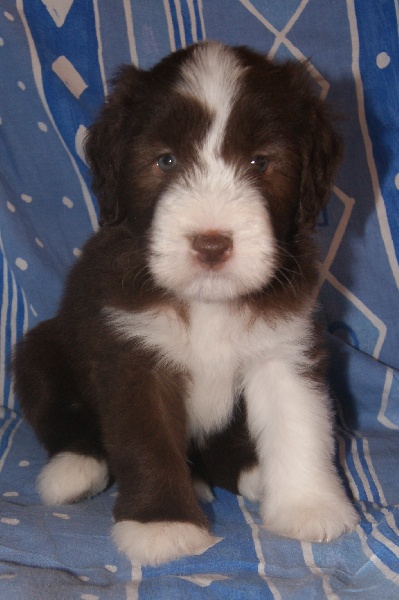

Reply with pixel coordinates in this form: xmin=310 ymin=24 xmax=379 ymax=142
xmin=13 ymin=41 xmax=358 ymax=566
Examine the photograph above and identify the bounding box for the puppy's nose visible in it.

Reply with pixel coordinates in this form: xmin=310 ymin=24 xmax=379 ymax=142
xmin=191 ymin=232 xmax=233 ymax=267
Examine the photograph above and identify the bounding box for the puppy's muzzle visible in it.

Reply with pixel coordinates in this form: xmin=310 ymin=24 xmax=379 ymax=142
xmin=191 ymin=232 xmax=233 ymax=268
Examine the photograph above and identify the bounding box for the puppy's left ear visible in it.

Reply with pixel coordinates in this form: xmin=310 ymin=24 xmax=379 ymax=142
xmin=298 ymin=94 xmax=343 ymax=230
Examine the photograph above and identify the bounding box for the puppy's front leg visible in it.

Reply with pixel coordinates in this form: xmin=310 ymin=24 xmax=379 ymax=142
xmin=243 ymin=357 xmax=358 ymax=542
xmin=102 ymin=368 xmax=220 ymax=565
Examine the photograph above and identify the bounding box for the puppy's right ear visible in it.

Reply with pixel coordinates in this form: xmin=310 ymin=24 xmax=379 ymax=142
xmin=85 ymin=65 xmax=146 ymax=226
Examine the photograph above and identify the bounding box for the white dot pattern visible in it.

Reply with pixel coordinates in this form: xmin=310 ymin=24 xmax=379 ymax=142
xmin=376 ymin=51 xmax=390 ymax=69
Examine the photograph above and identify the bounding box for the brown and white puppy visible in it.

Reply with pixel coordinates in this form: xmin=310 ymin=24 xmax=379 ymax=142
xmin=13 ymin=41 xmax=358 ymax=566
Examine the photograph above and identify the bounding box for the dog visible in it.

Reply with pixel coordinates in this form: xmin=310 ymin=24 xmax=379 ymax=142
xmin=13 ymin=41 xmax=358 ymax=566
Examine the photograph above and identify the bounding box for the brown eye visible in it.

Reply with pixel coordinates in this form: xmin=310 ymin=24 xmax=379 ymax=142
xmin=250 ymin=155 xmax=270 ymax=174
xmin=157 ymin=153 xmax=177 ymax=172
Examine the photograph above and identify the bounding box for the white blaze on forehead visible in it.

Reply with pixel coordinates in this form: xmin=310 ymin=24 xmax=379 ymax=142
xmin=177 ymin=42 xmax=245 ymax=155
xmin=177 ymin=42 xmax=243 ymax=112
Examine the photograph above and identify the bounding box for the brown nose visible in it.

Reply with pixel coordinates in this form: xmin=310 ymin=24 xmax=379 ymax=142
xmin=191 ymin=232 xmax=233 ymax=267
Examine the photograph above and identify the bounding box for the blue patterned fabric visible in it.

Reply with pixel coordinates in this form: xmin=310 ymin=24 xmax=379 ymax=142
xmin=1 ymin=1 xmax=399 ymax=598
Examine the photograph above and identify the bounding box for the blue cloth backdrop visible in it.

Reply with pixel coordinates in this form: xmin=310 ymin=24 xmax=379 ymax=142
xmin=1 ymin=1 xmax=399 ymax=598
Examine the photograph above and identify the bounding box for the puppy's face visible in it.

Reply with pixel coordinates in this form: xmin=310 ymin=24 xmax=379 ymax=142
xmin=86 ymin=42 xmax=341 ymax=302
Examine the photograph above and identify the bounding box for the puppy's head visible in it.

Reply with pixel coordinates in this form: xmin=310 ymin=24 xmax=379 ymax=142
xmin=85 ymin=42 xmax=341 ymax=302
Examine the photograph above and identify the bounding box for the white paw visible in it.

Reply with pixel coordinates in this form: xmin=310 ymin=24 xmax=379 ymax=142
xmin=262 ymin=493 xmax=358 ymax=542
xmin=38 ymin=452 xmax=109 ymax=505
xmin=192 ymin=478 xmax=215 ymax=503
xmin=237 ymin=464 xmax=262 ymax=502
xmin=112 ymin=520 xmax=222 ymax=566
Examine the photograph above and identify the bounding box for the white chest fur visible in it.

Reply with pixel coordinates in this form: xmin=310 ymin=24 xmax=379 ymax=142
xmin=105 ymin=303 xmax=311 ymax=441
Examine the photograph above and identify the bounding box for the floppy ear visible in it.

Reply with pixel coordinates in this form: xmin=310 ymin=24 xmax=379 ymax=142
xmin=297 ymin=94 xmax=343 ymax=230
xmin=84 ymin=65 xmax=146 ymax=226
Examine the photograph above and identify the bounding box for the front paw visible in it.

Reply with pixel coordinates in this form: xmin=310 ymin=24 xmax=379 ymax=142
xmin=262 ymin=494 xmax=359 ymax=542
xmin=112 ymin=520 xmax=222 ymax=565
xmin=238 ymin=464 xmax=262 ymax=502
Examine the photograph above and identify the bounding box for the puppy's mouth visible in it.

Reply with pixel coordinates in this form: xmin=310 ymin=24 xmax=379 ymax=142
xmin=189 ymin=231 xmax=233 ymax=271
xmin=148 ymin=181 xmax=278 ymax=302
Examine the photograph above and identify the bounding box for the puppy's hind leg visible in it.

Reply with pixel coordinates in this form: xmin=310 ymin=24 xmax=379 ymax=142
xmin=189 ymin=397 xmax=259 ymax=499
xmin=37 ymin=452 xmax=109 ymax=506
xmin=12 ymin=320 xmax=109 ymax=505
